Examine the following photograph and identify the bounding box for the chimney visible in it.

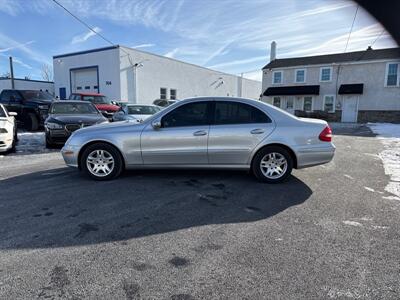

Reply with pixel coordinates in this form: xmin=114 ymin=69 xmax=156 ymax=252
xmin=270 ymin=41 xmax=277 ymax=61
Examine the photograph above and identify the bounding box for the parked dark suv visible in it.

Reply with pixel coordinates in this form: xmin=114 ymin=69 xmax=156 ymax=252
xmin=0 ymin=89 xmax=55 ymax=131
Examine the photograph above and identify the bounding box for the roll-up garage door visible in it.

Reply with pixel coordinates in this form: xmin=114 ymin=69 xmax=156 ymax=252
xmin=70 ymin=67 xmax=99 ymax=93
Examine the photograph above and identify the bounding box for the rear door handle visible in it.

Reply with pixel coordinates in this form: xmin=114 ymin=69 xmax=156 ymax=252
xmin=193 ymin=130 xmax=207 ymax=136
xmin=250 ymin=128 xmax=265 ymax=134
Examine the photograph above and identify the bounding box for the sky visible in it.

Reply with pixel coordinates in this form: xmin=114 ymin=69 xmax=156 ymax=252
xmin=0 ymin=0 xmax=397 ymax=81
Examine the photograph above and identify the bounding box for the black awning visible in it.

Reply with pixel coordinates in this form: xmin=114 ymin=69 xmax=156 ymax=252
xmin=338 ymin=84 xmax=364 ymax=94
xmin=263 ymin=85 xmax=320 ymax=96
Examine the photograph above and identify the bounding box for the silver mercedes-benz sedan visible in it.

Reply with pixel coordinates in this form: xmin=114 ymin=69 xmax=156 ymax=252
xmin=61 ymin=97 xmax=335 ymax=183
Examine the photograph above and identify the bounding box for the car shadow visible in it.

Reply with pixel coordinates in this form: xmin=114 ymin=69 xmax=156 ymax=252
xmin=0 ymin=168 xmax=312 ymax=250
xmin=331 ymin=124 xmax=376 ymax=137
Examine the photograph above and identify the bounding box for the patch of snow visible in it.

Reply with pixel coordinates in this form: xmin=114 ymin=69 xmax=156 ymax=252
xmin=359 ymin=217 xmax=373 ymax=222
xmin=10 ymin=130 xmax=57 ymax=155
xmin=382 ymin=195 xmax=400 ymax=201
xmin=326 ymin=287 xmax=362 ymax=299
xmin=372 ymin=225 xmax=388 ymax=230
xmin=364 ymin=186 xmax=375 ymax=192
xmin=343 ymin=220 xmax=363 ymax=227
xmin=368 ymin=123 xmax=400 ymax=199
xmin=344 ymin=174 xmax=354 ymax=180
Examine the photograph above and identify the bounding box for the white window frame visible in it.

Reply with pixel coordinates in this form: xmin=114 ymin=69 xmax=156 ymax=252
xmin=160 ymin=87 xmax=167 ymax=99
xmin=320 ymin=67 xmax=333 ymax=82
xmin=272 ymin=71 xmax=283 ymax=84
xmin=384 ymin=62 xmax=400 ymax=87
xmin=302 ymin=96 xmax=313 ymax=112
xmin=323 ymin=95 xmax=336 ymax=113
xmin=294 ymin=68 xmax=306 ymax=83
xmin=170 ymin=88 xmax=177 ymax=100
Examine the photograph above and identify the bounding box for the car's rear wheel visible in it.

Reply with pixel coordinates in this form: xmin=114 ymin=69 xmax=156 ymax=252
xmin=252 ymin=146 xmax=293 ymax=183
xmin=80 ymin=143 xmax=123 ymax=181
xmin=24 ymin=113 xmax=39 ymax=131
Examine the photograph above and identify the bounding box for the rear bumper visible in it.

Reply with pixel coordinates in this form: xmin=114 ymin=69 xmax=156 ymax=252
xmin=295 ymin=143 xmax=335 ymax=169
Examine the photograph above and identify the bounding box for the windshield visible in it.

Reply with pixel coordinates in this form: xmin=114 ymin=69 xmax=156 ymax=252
xmin=82 ymin=95 xmax=111 ymax=104
xmin=20 ymin=90 xmax=53 ymax=101
xmin=50 ymin=103 xmax=98 ymax=114
xmin=127 ymin=105 xmax=160 ymax=115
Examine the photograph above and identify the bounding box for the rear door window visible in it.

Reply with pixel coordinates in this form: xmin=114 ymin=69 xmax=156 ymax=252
xmin=214 ymin=101 xmax=271 ymax=125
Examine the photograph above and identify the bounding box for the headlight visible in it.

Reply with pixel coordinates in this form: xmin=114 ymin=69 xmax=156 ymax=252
xmin=45 ymin=122 xmax=63 ymax=129
xmin=38 ymin=105 xmax=49 ymax=110
xmin=0 ymin=128 xmax=7 ymax=133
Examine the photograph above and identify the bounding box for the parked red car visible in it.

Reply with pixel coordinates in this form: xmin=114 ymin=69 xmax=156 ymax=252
xmin=69 ymin=93 xmax=120 ymax=119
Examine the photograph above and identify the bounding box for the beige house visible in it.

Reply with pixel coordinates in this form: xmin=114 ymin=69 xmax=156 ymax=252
xmin=261 ymin=43 xmax=400 ymax=123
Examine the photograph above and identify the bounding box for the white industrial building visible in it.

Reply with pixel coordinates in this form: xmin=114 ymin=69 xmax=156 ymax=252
xmin=53 ymin=45 xmax=261 ymax=104
xmin=0 ymin=78 xmax=54 ymax=94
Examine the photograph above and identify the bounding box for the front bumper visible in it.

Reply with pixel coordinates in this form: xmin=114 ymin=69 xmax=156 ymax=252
xmin=46 ymin=128 xmax=71 ymax=144
xmin=0 ymin=134 xmax=13 ymax=152
xmin=61 ymin=144 xmax=80 ymax=167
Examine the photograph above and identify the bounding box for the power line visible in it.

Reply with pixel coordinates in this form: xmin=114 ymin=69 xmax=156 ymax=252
xmin=52 ymin=0 xmax=115 ymax=46
xmin=344 ymin=5 xmax=359 ymax=53
xmin=369 ymin=28 xmax=386 ymax=48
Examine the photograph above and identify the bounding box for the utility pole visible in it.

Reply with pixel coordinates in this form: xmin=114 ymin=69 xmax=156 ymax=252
xmin=9 ymin=57 xmax=15 ymax=89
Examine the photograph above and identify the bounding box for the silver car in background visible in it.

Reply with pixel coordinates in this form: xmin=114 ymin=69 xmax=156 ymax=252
xmin=61 ymin=97 xmax=335 ymax=182
xmin=112 ymin=104 xmax=161 ymax=123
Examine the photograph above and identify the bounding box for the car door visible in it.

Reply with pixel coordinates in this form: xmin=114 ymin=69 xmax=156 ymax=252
xmin=208 ymin=101 xmax=275 ymax=165
xmin=141 ymin=101 xmax=212 ymax=165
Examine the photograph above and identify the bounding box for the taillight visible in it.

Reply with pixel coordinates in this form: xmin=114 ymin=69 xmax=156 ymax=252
xmin=319 ymin=125 xmax=332 ymax=142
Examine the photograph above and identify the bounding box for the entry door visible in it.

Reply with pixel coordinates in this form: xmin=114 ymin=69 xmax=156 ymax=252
xmin=208 ymin=101 xmax=274 ymax=165
xmin=285 ymin=97 xmax=295 ymax=114
xmin=341 ymin=96 xmax=358 ymax=122
xmin=141 ymin=101 xmax=211 ymax=165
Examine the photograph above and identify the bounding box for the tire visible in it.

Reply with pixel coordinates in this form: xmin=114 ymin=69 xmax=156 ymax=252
xmin=252 ymin=146 xmax=293 ymax=183
xmin=80 ymin=143 xmax=123 ymax=181
xmin=24 ymin=113 xmax=39 ymax=131
xmin=45 ymin=136 xmax=55 ymax=149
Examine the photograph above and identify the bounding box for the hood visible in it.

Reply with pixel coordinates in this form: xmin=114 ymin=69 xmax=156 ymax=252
xmin=77 ymin=119 xmax=144 ymax=134
xmin=47 ymin=114 xmax=106 ymax=124
xmin=95 ymin=104 xmax=120 ymax=112
xmin=25 ymin=99 xmax=53 ymax=106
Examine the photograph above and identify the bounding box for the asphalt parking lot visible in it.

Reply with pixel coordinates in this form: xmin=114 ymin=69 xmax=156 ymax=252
xmin=0 ymin=126 xmax=399 ymax=299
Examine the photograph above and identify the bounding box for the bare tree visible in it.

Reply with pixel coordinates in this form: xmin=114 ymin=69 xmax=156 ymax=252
xmin=41 ymin=63 xmax=53 ymax=81
xmin=0 ymin=72 xmax=10 ymax=79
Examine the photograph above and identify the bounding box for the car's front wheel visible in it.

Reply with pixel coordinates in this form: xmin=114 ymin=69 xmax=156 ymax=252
xmin=252 ymin=146 xmax=293 ymax=183
xmin=80 ymin=143 xmax=123 ymax=181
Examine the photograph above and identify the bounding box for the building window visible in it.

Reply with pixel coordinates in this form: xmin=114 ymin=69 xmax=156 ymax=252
xmin=295 ymin=69 xmax=306 ymax=83
xmin=272 ymin=71 xmax=283 ymax=84
xmin=160 ymin=88 xmax=167 ymax=99
xmin=386 ymin=63 xmax=399 ymax=86
xmin=323 ymin=95 xmax=335 ymax=113
xmin=170 ymin=89 xmax=177 ymax=100
xmin=303 ymin=96 xmax=313 ymax=112
xmin=85 ymin=86 xmax=90 ymax=90
xmin=273 ymin=97 xmax=281 ymax=108
xmin=76 ymin=86 xmax=82 ymax=90
xmin=320 ymin=67 xmax=332 ymax=82
xmin=94 ymin=85 xmax=98 ymax=89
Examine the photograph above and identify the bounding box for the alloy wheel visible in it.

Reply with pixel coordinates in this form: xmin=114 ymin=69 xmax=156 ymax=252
xmin=86 ymin=149 xmax=115 ymax=177
xmin=260 ymin=152 xmax=288 ymax=179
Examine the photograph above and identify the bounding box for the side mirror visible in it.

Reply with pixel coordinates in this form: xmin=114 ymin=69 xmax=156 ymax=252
xmin=8 ymin=112 xmax=17 ymax=117
xmin=152 ymin=119 xmax=161 ymax=129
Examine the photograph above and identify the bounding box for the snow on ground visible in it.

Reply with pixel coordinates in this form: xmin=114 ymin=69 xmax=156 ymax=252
xmin=368 ymin=123 xmax=400 ymax=199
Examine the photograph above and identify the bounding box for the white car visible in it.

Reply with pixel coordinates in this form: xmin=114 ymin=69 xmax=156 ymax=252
xmin=0 ymin=104 xmax=17 ymax=153
xmin=112 ymin=104 xmax=161 ymax=123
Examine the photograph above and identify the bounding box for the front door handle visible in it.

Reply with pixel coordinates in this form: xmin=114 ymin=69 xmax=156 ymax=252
xmin=193 ymin=130 xmax=207 ymax=136
xmin=250 ymin=128 xmax=265 ymax=134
